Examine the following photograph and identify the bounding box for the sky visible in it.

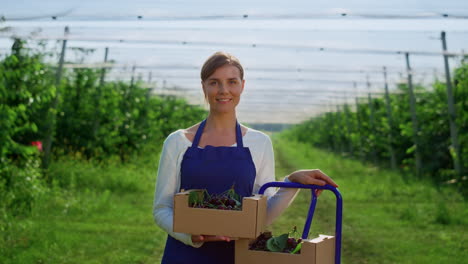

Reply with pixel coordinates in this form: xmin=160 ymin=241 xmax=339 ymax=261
xmin=1 ymin=0 xmax=468 ymax=124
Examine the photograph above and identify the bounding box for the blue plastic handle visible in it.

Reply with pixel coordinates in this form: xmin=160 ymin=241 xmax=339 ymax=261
xmin=259 ymin=182 xmax=342 ymax=264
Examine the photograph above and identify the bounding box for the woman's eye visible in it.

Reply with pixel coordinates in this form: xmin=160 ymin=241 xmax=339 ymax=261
xmin=230 ymin=80 xmax=237 ymax=84
xmin=209 ymin=81 xmax=217 ymax=85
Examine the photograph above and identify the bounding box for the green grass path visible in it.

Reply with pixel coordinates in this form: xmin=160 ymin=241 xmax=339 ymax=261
xmin=2 ymin=137 xmax=467 ymax=263
xmin=271 ymin=135 xmax=467 ymax=264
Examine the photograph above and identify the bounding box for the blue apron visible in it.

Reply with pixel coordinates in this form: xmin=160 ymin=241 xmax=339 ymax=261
xmin=161 ymin=119 xmax=256 ymax=264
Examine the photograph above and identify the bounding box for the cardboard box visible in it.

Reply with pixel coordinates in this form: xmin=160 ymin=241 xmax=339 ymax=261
xmin=235 ymin=234 xmax=335 ymax=264
xmin=173 ymin=190 xmax=267 ymax=239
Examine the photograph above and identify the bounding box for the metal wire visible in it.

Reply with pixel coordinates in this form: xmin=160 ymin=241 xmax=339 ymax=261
xmin=4 ymin=11 xmax=468 ymax=21
xmin=0 ymin=34 xmax=465 ymax=57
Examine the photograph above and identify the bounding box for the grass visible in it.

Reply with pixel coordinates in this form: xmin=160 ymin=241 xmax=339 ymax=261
xmin=1 ymin=136 xmax=466 ymax=263
xmin=270 ymin=135 xmax=467 ymax=264
xmin=0 ymin=148 xmax=165 ymax=264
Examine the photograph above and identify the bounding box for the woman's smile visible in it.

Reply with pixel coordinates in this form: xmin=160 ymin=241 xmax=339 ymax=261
xmin=216 ymin=98 xmax=233 ymax=104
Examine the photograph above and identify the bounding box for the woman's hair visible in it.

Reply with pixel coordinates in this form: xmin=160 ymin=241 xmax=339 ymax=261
xmin=200 ymin=51 xmax=244 ymax=82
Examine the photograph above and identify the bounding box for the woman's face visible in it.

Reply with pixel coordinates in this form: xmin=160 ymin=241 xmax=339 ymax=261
xmin=202 ymin=64 xmax=245 ymax=114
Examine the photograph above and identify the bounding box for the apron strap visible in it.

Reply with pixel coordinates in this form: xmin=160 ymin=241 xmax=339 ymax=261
xmin=191 ymin=119 xmax=244 ymax=148
xmin=235 ymin=121 xmax=243 ymax=148
xmin=192 ymin=120 xmax=206 ymax=147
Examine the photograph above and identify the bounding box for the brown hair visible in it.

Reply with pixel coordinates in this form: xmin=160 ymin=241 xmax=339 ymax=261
xmin=200 ymin=51 xmax=244 ymax=82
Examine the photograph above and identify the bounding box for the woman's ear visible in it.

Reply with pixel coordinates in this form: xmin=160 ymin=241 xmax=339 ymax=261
xmin=201 ymin=81 xmax=206 ymax=97
xmin=201 ymin=81 xmax=208 ymax=103
xmin=241 ymin=79 xmax=245 ymax=93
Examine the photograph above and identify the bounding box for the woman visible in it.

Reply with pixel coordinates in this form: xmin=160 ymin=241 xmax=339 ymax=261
xmin=153 ymin=51 xmax=338 ymax=264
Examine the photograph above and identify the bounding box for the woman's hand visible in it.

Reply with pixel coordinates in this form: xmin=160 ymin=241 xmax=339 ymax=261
xmin=287 ymin=169 xmax=338 ymax=197
xmin=191 ymin=235 xmax=233 ymax=243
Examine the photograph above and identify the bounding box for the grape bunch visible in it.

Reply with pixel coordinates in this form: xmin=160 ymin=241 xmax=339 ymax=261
xmin=188 ymin=186 xmax=242 ymax=210
xmin=284 ymin=237 xmax=302 ymax=253
xmin=249 ymin=231 xmax=272 ymax=251
xmin=249 ymin=229 xmax=302 ymax=254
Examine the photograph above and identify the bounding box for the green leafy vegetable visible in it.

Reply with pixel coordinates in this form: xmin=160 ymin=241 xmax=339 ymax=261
xmin=291 ymin=243 xmax=302 ymax=254
xmin=188 ymin=190 xmax=205 ymax=207
xmin=266 ymin=233 xmax=288 ymax=252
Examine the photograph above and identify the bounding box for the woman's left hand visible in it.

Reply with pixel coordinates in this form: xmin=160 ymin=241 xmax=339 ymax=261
xmin=287 ymin=169 xmax=338 ymax=197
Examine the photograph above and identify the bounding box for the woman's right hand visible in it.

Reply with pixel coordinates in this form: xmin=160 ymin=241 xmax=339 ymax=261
xmin=287 ymin=169 xmax=338 ymax=197
xmin=192 ymin=235 xmax=232 ymax=243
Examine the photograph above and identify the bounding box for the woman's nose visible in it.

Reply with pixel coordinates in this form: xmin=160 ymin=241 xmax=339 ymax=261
xmin=218 ymin=82 xmax=228 ymax=93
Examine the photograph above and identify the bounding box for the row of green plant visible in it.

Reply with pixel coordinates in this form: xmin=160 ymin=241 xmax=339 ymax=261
xmin=0 ymin=39 xmax=206 ymax=220
xmin=284 ymin=62 xmax=467 ymax=194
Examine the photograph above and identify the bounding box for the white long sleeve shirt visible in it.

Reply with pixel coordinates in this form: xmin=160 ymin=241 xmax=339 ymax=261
xmin=153 ymin=128 xmax=299 ymax=247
